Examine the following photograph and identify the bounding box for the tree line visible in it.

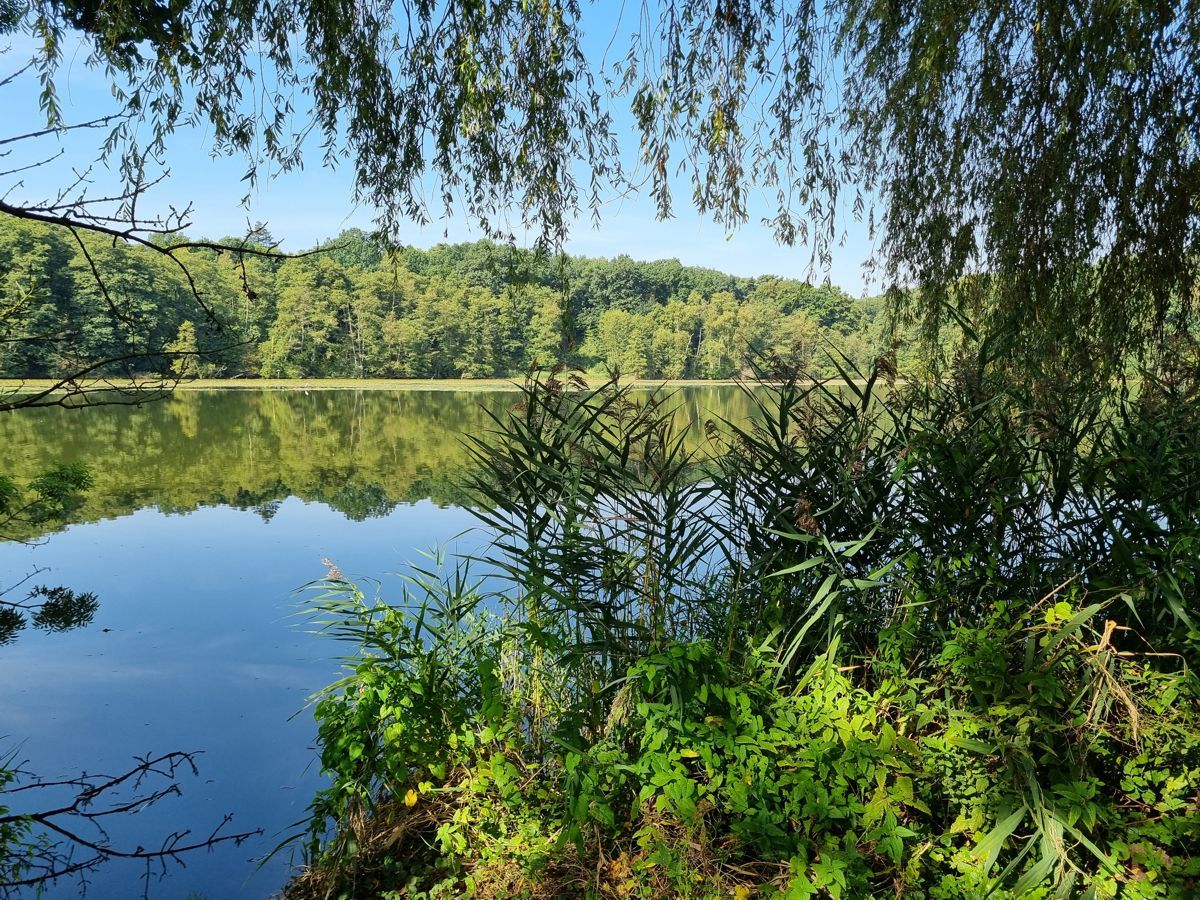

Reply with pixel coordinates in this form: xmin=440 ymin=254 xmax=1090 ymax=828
xmin=0 ymin=219 xmax=928 ymax=382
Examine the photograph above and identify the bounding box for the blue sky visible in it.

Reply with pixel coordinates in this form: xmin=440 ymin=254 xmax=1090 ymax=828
xmin=1 ymin=10 xmax=878 ymax=294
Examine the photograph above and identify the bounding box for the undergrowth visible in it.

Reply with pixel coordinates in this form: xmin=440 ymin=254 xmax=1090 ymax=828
xmin=286 ymin=346 xmax=1200 ymax=899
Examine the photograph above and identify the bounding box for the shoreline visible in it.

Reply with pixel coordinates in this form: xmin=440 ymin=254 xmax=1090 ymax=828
xmin=0 ymin=376 xmax=883 ymax=393
xmin=0 ymin=377 xmax=769 ymax=393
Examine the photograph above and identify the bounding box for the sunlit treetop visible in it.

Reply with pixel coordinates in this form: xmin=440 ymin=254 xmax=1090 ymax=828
xmin=5 ymin=0 xmax=1200 ymax=367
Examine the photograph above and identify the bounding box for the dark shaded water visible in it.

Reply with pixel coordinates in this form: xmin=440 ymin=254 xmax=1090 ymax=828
xmin=0 ymin=387 xmax=750 ymax=898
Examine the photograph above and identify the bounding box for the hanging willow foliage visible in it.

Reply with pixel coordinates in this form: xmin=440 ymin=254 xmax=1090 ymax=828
xmin=8 ymin=0 xmax=1200 ymax=366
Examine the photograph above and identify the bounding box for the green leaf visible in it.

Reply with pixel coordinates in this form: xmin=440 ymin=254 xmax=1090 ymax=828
xmin=975 ymin=808 xmax=1026 ymax=871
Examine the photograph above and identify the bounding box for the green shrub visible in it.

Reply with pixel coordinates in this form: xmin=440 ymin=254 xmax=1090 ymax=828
xmin=290 ymin=356 xmax=1200 ymax=898
xmin=295 ymin=585 xmax=1200 ymax=898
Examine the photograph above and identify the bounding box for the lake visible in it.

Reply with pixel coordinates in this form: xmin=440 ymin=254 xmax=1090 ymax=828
xmin=0 ymin=386 xmax=753 ymax=899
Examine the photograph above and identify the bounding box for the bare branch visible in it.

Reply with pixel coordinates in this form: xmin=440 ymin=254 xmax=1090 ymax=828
xmin=0 ymin=149 xmax=65 ymax=179
xmin=0 ymin=751 xmax=262 ymax=895
xmin=0 ymin=337 xmax=253 ymax=414
xmin=0 ymin=114 xmax=132 ymax=149
xmin=67 ymin=224 xmax=139 ymax=326
xmin=0 ymin=62 xmax=33 ymax=91
xmin=0 ymin=200 xmax=331 ymax=262
xmin=0 ymin=567 xmax=47 ymax=601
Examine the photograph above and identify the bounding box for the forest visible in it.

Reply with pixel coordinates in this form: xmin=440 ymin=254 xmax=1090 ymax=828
xmin=0 ymin=218 xmax=899 ymax=382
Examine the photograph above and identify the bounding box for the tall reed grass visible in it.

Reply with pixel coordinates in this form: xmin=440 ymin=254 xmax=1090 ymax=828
xmin=290 ymin=346 xmax=1200 ymax=898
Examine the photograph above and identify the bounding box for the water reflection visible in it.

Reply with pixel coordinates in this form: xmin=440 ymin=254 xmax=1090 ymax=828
xmin=0 ymin=387 xmax=754 ymax=539
xmin=0 ymin=582 xmax=99 ymax=645
xmin=0 ymin=386 xmax=753 ymax=898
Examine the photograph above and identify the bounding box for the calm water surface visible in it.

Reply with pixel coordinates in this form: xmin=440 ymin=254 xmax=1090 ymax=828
xmin=0 ymin=387 xmax=750 ymax=899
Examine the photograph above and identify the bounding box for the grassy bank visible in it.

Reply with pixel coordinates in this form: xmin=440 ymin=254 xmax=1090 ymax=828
xmin=285 ymin=362 xmax=1200 ymax=899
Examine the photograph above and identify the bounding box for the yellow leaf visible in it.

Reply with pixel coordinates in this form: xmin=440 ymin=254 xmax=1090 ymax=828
xmin=404 ymin=788 xmax=419 ymax=807
xmin=679 ymin=748 xmax=700 ymax=758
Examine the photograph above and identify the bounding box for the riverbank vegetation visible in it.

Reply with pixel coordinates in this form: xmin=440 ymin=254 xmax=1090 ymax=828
xmin=288 ymin=347 xmax=1200 ymax=898
xmin=0 ymin=219 xmax=904 ymax=383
